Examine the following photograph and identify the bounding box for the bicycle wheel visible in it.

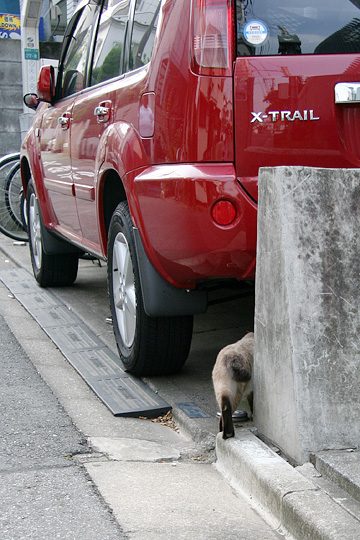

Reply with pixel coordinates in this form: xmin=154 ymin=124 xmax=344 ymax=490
xmin=5 ymin=162 xmax=23 ymax=228
xmin=0 ymin=153 xmax=28 ymax=241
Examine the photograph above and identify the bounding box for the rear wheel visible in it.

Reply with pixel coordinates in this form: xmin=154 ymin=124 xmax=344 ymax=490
xmin=108 ymin=201 xmax=193 ymax=376
xmin=27 ymin=181 xmax=79 ymax=287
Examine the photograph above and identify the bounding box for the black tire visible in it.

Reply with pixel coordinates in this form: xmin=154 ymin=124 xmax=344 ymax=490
xmin=108 ymin=201 xmax=193 ymax=376
xmin=0 ymin=154 xmax=28 ymax=241
xmin=5 ymin=162 xmax=25 ymax=229
xmin=27 ymin=181 xmax=79 ymax=287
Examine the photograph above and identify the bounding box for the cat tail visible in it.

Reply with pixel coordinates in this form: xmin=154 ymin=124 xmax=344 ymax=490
xmin=221 ymin=395 xmax=234 ymax=439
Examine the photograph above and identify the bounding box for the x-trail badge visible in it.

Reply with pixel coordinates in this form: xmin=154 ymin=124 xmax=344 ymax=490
xmin=251 ymin=110 xmax=320 ymax=123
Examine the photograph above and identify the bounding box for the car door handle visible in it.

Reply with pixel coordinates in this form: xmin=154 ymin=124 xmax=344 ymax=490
xmin=94 ymin=101 xmax=112 ymax=123
xmin=335 ymin=82 xmax=360 ymax=104
xmin=94 ymin=106 xmax=109 ymax=116
xmin=58 ymin=113 xmax=71 ymax=129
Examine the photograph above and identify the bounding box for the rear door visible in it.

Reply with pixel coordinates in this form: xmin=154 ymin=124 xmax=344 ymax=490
xmin=234 ymin=0 xmax=360 ymax=201
xmin=70 ymin=0 xmax=132 ymax=252
xmin=71 ymin=0 xmax=160 ymax=252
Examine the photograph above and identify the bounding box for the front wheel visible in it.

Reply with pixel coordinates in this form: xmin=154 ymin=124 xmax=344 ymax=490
xmin=27 ymin=181 xmax=79 ymax=287
xmin=108 ymin=201 xmax=193 ymax=376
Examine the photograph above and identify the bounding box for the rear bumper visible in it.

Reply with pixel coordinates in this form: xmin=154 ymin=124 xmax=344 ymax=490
xmin=131 ymin=163 xmax=257 ymax=289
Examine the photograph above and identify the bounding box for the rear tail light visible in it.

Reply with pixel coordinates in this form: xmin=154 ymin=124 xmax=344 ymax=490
xmin=191 ymin=0 xmax=234 ymax=76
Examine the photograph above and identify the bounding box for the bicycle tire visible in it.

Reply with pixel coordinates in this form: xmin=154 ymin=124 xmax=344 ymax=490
xmin=5 ymin=162 xmax=23 ymax=228
xmin=0 ymin=153 xmax=20 ymax=168
xmin=0 ymin=153 xmax=28 ymax=242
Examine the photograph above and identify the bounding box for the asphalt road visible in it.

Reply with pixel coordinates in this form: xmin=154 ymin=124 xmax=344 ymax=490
xmin=0 ymin=310 xmax=125 ymax=539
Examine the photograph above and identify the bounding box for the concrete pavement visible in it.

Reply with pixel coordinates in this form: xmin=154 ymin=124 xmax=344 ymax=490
xmin=216 ymin=431 xmax=360 ymax=540
xmin=1 ymin=234 xmax=360 ymax=539
xmin=0 ymin=236 xmax=282 ymax=539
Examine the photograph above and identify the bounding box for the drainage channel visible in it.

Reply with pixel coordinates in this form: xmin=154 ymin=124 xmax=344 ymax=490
xmin=0 ymin=267 xmax=171 ymax=418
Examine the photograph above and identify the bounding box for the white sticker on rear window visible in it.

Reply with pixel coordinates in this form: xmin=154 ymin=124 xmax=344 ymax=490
xmin=243 ymin=20 xmax=268 ymax=46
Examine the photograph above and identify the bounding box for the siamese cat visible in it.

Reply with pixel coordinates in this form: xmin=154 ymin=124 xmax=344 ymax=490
xmin=212 ymin=332 xmax=254 ymax=439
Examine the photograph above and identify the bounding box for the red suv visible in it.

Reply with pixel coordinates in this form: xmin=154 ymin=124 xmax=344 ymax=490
xmin=21 ymin=0 xmax=360 ymax=376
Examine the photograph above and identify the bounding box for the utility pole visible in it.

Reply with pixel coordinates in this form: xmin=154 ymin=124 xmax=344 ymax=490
xmin=19 ymin=0 xmax=42 ymax=138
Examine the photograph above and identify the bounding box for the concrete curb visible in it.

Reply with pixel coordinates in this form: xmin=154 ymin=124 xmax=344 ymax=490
xmin=215 ymin=431 xmax=360 ymax=539
xmin=170 ymin=405 xmax=216 ymax=449
xmin=313 ymin=450 xmax=360 ymax=504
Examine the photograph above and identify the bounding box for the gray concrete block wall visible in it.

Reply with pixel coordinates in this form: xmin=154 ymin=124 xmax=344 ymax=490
xmin=254 ymin=166 xmax=360 ymax=464
xmin=0 ymin=40 xmax=23 ymax=156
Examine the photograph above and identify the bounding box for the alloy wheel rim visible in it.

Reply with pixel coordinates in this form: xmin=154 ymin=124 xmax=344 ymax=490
xmin=112 ymin=232 xmax=136 ymax=347
xmin=29 ymin=193 xmax=42 ymax=270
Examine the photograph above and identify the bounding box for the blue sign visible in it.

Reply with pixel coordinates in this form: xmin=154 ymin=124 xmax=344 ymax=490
xmin=0 ymin=0 xmax=20 ymax=15
xmin=0 ymin=12 xmax=20 ymax=39
xmin=25 ymin=48 xmax=40 ymax=60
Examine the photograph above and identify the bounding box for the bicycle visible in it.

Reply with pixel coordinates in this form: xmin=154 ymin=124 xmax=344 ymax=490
xmin=0 ymin=153 xmax=28 ymax=242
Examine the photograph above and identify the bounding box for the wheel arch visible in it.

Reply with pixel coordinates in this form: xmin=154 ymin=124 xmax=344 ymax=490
xmin=96 ymin=121 xmax=149 ymax=256
xmin=27 ymin=180 xmax=81 ymax=268
xmin=98 ymin=168 xmax=127 ymax=256
xmin=19 ymin=151 xmax=56 ymax=229
xmin=20 ymin=156 xmax=31 ymax=196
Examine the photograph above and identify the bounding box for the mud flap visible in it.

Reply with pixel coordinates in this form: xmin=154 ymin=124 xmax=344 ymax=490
xmin=133 ymin=227 xmax=207 ymax=317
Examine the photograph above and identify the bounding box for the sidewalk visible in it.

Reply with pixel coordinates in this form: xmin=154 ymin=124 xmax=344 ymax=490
xmin=1 ymin=235 xmax=360 ymax=539
xmin=0 ymin=238 xmax=283 ymax=539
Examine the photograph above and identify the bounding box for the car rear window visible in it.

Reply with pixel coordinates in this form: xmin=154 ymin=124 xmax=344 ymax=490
xmin=236 ymin=0 xmax=360 ymax=56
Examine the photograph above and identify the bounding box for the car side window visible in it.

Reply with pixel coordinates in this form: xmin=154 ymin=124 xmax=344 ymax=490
xmin=91 ymin=0 xmax=131 ymax=85
xmin=60 ymin=2 xmax=100 ymax=98
xmin=129 ymin=0 xmax=161 ymax=71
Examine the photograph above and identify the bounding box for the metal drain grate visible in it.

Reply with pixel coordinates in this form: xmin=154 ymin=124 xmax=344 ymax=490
xmin=0 ymin=267 xmax=171 ymax=417
xmin=176 ymin=402 xmax=210 ymax=418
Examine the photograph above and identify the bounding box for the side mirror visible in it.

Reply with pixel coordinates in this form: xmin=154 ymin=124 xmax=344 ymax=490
xmin=37 ymin=65 xmax=56 ymax=103
xmin=23 ymin=93 xmax=40 ymax=110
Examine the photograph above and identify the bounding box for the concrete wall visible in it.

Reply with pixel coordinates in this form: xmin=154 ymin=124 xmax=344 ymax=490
xmin=0 ymin=40 xmax=23 ymax=156
xmin=254 ymin=166 xmax=360 ymax=464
